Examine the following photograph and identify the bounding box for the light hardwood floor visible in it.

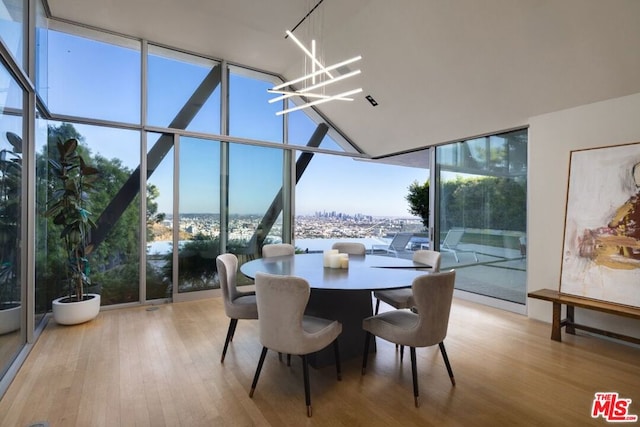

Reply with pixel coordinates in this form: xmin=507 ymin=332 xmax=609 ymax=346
xmin=1 ymin=296 xmax=639 ymax=427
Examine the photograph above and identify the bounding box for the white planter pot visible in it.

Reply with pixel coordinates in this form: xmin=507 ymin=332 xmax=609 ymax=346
xmin=0 ymin=304 xmax=21 ymax=334
xmin=52 ymin=293 xmax=101 ymax=325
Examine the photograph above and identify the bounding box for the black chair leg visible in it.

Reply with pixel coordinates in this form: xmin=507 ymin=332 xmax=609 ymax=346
xmin=400 ymin=345 xmax=404 ymax=361
xmin=333 ymin=339 xmax=342 ymax=381
xmin=439 ymin=342 xmax=456 ymax=386
xmin=287 ymin=354 xmax=291 ymax=366
xmin=249 ymin=346 xmax=268 ymax=397
xmin=302 ymin=354 xmax=312 ymax=417
xmin=221 ymin=318 xmax=238 ymax=363
xmin=410 ymin=347 xmax=419 ymax=407
xmin=229 ymin=317 xmax=238 ymax=341
xmin=361 ymin=331 xmax=371 ymax=374
xmin=374 ymin=299 xmax=381 ymax=315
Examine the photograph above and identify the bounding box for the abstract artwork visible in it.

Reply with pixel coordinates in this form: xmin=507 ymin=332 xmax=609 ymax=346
xmin=560 ymin=142 xmax=640 ymax=308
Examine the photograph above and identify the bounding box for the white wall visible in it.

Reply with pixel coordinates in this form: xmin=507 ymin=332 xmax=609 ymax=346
xmin=527 ymin=92 xmax=640 ymax=339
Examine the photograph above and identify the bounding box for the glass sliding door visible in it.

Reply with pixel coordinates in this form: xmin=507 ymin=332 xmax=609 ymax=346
xmin=176 ymin=136 xmax=220 ymax=293
xmin=435 ymin=129 xmax=527 ymax=305
xmin=145 ymin=132 xmax=173 ymax=301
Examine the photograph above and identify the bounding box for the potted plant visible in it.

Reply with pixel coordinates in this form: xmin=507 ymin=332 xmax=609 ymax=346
xmin=45 ymin=137 xmax=101 ymax=325
xmin=0 ymin=134 xmax=22 ymax=334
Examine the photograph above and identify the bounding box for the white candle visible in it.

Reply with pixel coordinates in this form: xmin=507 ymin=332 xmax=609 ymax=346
xmin=329 ymin=254 xmax=342 ymax=269
xmin=339 ymin=253 xmax=349 ymax=269
xmin=323 ymin=249 xmax=339 ymax=267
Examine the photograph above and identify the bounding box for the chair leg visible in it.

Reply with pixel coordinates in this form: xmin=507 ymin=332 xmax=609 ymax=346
xmin=229 ymin=317 xmax=239 ymax=341
xmin=221 ymin=318 xmax=238 ymax=363
xmin=287 ymin=354 xmax=291 ymax=366
xmin=361 ymin=331 xmax=372 ymax=375
xmin=333 ymin=339 xmax=342 ymax=381
xmin=410 ymin=347 xmax=419 ymax=407
xmin=400 ymin=345 xmax=404 ymax=361
xmin=249 ymin=346 xmax=268 ymax=397
xmin=439 ymin=342 xmax=456 ymax=386
xmin=302 ymin=354 xmax=312 ymax=417
xmin=374 ymin=298 xmax=381 ymax=315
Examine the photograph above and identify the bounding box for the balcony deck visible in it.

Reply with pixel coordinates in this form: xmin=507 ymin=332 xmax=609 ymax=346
xmin=0 ymin=296 xmax=638 ymax=426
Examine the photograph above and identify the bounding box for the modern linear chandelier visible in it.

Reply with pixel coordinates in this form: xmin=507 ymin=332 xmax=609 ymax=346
xmin=268 ymin=0 xmax=362 ymax=116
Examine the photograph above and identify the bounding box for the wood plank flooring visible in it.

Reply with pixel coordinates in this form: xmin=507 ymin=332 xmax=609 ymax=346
xmin=1 ymin=297 xmax=639 ymax=426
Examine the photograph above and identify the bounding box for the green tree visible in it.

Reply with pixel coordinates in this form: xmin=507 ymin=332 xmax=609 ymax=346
xmin=146 ymin=184 xmax=165 ymax=242
xmin=441 ymin=176 xmax=526 ymax=232
xmin=406 ymin=180 xmax=430 ymax=229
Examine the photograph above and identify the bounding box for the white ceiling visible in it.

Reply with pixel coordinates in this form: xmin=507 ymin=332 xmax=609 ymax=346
xmin=46 ymin=0 xmax=640 ymax=158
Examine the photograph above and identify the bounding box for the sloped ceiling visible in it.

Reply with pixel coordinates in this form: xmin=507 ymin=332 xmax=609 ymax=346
xmin=46 ymin=0 xmax=640 ymax=158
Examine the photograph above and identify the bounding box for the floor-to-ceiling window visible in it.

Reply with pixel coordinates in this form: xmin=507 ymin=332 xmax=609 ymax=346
xmin=435 ymin=129 xmax=527 ymax=307
xmin=35 ymin=122 xmax=142 ymax=305
xmin=0 ymin=61 xmax=24 ymax=378
xmin=1 ymin=0 xmax=366 ymax=395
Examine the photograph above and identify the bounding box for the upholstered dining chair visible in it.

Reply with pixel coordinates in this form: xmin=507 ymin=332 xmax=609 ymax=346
xmin=331 ymin=241 xmax=366 ymax=255
xmin=249 ymin=272 xmax=343 ymax=417
xmin=262 ymin=243 xmax=295 ymax=258
xmin=216 ymin=253 xmax=258 ymax=363
xmin=362 ymin=270 xmax=456 ymax=407
xmin=373 ymin=249 xmax=441 ymax=314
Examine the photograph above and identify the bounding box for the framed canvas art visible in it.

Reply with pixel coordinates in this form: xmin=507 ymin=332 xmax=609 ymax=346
xmin=560 ymin=142 xmax=640 ymax=308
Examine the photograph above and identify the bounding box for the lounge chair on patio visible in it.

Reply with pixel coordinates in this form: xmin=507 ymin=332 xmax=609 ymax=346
xmin=440 ymin=229 xmax=478 ymax=262
xmin=371 ymin=232 xmax=414 ymax=257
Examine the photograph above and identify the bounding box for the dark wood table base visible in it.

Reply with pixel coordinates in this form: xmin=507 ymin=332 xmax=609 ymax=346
xmin=305 ymin=289 xmax=376 ymax=368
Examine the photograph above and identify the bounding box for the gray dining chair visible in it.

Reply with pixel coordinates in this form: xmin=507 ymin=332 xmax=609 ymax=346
xmin=331 ymin=241 xmax=366 ymax=255
xmin=249 ymin=272 xmax=343 ymax=417
xmin=216 ymin=253 xmax=258 ymax=363
xmin=362 ymin=270 xmax=456 ymax=407
xmin=373 ymin=249 xmax=441 ymax=314
xmin=262 ymin=243 xmax=295 ymax=258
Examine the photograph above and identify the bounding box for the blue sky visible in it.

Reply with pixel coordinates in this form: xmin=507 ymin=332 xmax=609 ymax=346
xmin=43 ymin=29 xmax=428 ymax=218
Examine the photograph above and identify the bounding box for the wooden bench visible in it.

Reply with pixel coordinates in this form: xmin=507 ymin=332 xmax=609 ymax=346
xmin=528 ymin=289 xmax=640 ymax=345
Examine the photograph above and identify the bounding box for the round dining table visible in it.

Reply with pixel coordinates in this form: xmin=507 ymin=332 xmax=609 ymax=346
xmin=240 ymin=252 xmax=432 ymax=367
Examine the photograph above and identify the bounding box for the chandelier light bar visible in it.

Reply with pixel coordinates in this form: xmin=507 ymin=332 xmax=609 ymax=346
xmin=276 ymin=88 xmax=363 ymax=116
xmin=267 ymin=69 xmax=362 ymax=103
xmin=267 ymin=90 xmax=354 ymax=101
xmin=271 ymin=55 xmax=362 ymax=91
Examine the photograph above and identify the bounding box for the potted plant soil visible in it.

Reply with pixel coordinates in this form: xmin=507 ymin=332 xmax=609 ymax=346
xmin=45 ymin=138 xmax=101 ymax=325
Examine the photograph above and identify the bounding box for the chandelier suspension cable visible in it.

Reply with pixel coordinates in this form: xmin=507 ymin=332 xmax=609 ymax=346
xmin=286 ymin=0 xmax=326 ymax=39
